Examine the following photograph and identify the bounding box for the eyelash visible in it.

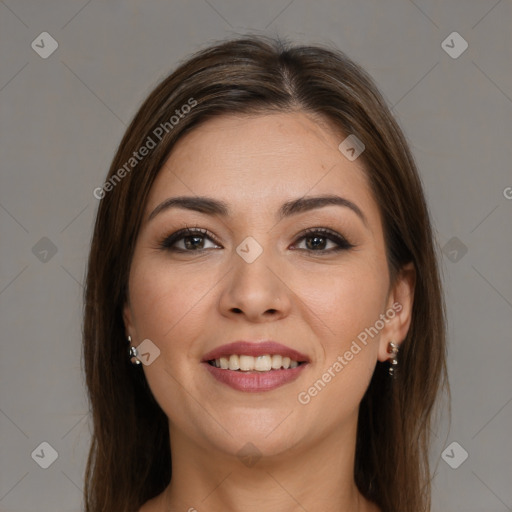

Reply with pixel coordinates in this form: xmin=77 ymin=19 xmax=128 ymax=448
xmin=158 ymin=226 xmax=355 ymax=254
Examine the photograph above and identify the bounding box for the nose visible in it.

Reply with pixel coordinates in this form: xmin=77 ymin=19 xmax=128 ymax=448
xmin=217 ymin=246 xmax=292 ymax=323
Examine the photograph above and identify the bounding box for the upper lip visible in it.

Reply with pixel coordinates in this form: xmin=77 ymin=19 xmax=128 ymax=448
xmin=202 ymin=341 xmax=310 ymax=363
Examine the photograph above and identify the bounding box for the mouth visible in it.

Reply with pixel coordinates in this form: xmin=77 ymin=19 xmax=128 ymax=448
xmin=201 ymin=341 xmax=310 ymax=392
xmin=206 ymin=354 xmax=306 ymax=371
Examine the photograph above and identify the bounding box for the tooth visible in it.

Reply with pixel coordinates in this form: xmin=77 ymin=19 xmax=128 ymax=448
xmin=239 ymin=355 xmax=254 ymax=371
xmin=255 ymin=355 xmax=272 ymax=371
xmin=271 ymin=355 xmax=282 ymax=369
xmin=218 ymin=354 xmax=300 ymax=371
xmin=228 ymin=355 xmax=240 ymax=370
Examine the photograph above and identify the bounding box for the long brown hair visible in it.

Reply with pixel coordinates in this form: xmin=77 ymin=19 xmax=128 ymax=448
xmin=83 ymin=35 xmax=448 ymax=512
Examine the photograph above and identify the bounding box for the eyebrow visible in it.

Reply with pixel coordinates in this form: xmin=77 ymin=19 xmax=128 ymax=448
xmin=147 ymin=194 xmax=368 ymax=227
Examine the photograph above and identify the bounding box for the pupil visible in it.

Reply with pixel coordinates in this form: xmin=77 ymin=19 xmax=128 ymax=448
xmin=185 ymin=236 xmax=203 ymax=250
xmin=307 ymin=236 xmax=325 ymax=250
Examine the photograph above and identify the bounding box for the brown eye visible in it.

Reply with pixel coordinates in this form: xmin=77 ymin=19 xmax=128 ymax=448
xmin=292 ymin=228 xmax=355 ymax=253
xmin=160 ymin=228 xmax=221 ymax=252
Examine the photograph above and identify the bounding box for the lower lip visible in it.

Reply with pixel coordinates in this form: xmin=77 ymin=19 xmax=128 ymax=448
xmin=203 ymin=362 xmax=308 ymax=392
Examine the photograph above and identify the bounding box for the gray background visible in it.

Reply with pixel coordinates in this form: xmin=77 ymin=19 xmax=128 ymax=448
xmin=1 ymin=1 xmax=511 ymax=511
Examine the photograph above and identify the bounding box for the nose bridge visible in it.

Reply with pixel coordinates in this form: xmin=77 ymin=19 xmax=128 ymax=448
xmin=232 ymin=235 xmax=277 ymax=293
xmin=219 ymin=234 xmax=288 ymax=319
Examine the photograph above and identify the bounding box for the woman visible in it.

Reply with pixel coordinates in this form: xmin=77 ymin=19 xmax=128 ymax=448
xmin=83 ymin=35 xmax=448 ymax=512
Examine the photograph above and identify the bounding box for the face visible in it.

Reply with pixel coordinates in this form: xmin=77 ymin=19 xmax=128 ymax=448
xmin=123 ymin=112 xmax=414 ymax=460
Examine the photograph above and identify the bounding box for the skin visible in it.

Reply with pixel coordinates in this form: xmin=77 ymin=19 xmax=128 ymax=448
xmin=123 ymin=112 xmax=415 ymax=512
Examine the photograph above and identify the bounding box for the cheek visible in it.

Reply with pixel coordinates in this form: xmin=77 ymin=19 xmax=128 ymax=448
xmin=127 ymin=259 xmax=216 ymax=423
xmin=294 ymin=259 xmax=388 ymax=342
xmin=128 ymin=257 xmax=215 ymax=345
xmin=293 ymin=261 xmax=387 ymax=408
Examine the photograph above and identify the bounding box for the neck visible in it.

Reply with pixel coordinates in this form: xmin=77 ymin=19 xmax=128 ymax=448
xmin=158 ymin=418 xmax=378 ymax=512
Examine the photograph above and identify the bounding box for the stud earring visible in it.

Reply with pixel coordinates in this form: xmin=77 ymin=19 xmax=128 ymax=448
xmin=128 ymin=335 xmax=141 ymax=365
xmin=387 ymin=342 xmax=399 ymax=377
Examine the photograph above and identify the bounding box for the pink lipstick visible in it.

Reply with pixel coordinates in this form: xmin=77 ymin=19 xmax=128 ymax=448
xmin=202 ymin=341 xmax=310 ymax=392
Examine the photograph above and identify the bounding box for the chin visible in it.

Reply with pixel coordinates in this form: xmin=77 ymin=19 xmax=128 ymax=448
xmin=173 ymin=406 xmax=308 ymax=461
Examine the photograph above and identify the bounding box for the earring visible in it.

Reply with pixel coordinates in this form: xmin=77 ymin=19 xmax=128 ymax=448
xmin=387 ymin=342 xmax=399 ymax=377
xmin=128 ymin=335 xmax=141 ymax=365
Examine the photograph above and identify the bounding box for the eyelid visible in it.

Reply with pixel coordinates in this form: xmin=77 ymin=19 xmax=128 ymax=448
xmin=293 ymin=227 xmax=355 ymax=250
xmin=159 ymin=226 xmax=222 ymax=249
xmin=159 ymin=225 xmax=355 ymax=253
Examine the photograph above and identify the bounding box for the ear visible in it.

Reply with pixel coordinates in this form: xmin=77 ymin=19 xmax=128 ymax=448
xmin=377 ymin=262 xmax=416 ymax=362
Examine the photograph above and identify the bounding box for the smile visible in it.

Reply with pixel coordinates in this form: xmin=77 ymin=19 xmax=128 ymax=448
xmin=202 ymin=341 xmax=310 ymax=392
xmin=207 ymin=354 xmax=303 ymax=372
xmin=203 ymin=357 xmax=308 ymax=392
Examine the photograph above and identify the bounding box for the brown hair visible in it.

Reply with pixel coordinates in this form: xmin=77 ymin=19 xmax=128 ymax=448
xmin=83 ymin=35 xmax=448 ymax=512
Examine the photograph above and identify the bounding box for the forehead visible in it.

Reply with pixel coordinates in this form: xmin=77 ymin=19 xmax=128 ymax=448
xmin=146 ymin=112 xmax=379 ymax=225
